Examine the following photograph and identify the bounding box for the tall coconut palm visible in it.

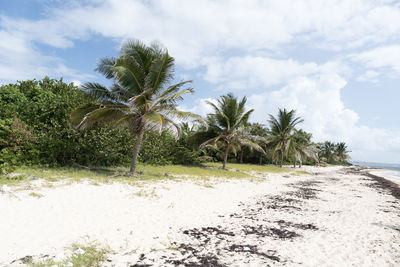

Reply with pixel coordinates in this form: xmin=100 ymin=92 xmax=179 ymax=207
xmin=336 ymin=142 xmax=351 ymax=162
xmin=267 ymin=108 xmax=304 ymax=167
xmin=70 ymin=40 xmax=204 ymax=175
xmin=200 ymin=93 xmax=265 ymax=169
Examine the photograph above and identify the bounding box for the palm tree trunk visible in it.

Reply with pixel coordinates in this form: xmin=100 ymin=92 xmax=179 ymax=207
xmin=293 ymin=157 xmax=296 ymax=168
xmin=280 ymin=140 xmax=285 ymax=168
xmin=222 ymin=143 xmax=230 ymax=169
xmin=129 ymin=125 xmax=145 ymax=175
xmin=240 ymin=148 xmax=244 ymax=163
xmin=259 ymin=153 xmax=262 ymax=165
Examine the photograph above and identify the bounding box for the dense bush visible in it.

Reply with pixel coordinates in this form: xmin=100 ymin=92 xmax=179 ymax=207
xmin=139 ymin=131 xmax=201 ymax=165
xmin=0 ymin=78 xmax=132 ymax=171
xmin=0 ymin=78 xmax=200 ymax=173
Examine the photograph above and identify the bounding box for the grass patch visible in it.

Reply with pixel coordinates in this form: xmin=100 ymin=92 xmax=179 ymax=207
xmin=205 ymin=162 xmax=290 ymax=173
xmin=27 ymin=242 xmax=109 ymax=267
xmin=135 ymin=164 xmax=251 ymax=179
xmin=0 ymin=174 xmax=28 ymax=186
xmin=133 ymin=188 xmax=159 ymax=198
xmin=290 ymin=170 xmax=311 ymax=176
xmin=29 ymin=192 xmax=44 ymax=198
xmin=294 ymin=170 xmax=310 ymax=175
xmin=10 ymin=164 xmax=251 ymax=184
xmin=6 ymin=162 xmax=290 ymax=187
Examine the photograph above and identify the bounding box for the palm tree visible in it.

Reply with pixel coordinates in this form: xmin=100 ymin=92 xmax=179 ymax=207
xmin=70 ymin=40 xmax=204 ymax=175
xmin=318 ymin=141 xmax=338 ymax=163
xmin=336 ymin=142 xmax=351 ymax=162
xmin=267 ymin=108 xmax=304 ymax=167
xmin=200 ymin=93 xmax=265 ymax=169
xmin=247 ymin=123 xmax=270 ymax=165
xmin=289 ymin=129 xmax=319 ymax=168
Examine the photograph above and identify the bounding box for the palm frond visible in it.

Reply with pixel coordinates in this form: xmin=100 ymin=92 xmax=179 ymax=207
xmin=143 ymin=110 xmax=165 ymax=133
xmin=95 ymin=57 xmax=117 ymax=79
xmin=77 ymin=107 xmax=126 ymax=130
xmin=114 ymin=55 xmax=145 ymax=95
xmin=145 ymin=51 xmax=175 ymax=94
xmin=81 ymin=82 xmax=122 ymax=103
xmin=163 ymin=110 xmax=207 ymax=127
xmin=70 ymin=103 xmax=102 ymax=127
xmin=158 ymin=80 xmax=193 ymax=98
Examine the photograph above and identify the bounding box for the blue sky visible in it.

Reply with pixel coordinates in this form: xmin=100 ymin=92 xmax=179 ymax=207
xmin=1 ymin=0 xmax=400 ymax=163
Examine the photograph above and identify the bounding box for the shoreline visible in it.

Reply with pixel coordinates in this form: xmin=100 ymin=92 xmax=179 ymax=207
xmin=1 ymin=165 xmax=399 ymax=266
xmin=368 ymin=168 xmax=400 ymax=186
xmin=362 ymin=168 xmax=400 ymax=200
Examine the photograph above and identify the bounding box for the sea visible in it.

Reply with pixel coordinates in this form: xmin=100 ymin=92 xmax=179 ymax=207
xmin=352 ymin=161 xmax=400 ymax=184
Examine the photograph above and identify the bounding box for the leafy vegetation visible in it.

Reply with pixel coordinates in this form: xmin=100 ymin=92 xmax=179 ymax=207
xmin=27 ymin=242 xmax=109 ymax=267
xmin=0 ymin=39 xmax=351 ymax=177
xmin=267 ymin=108 xmax=304 ymax=167
xmin=0 ymin=78 xmax=201 ymax=175
xmin=318 ymin=141 xmax=352 ymax=165
xmin=199 ymin=93 xmax=265 ymax=169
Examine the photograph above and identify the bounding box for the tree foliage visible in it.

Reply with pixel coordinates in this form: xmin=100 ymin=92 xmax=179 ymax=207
xmin=199 ymin=93 xmax=265 ymax=169
xmin=71 ymin=39 xmax=203 ymax=174
xmin=267 ymin=108 xmax=304 ymax=167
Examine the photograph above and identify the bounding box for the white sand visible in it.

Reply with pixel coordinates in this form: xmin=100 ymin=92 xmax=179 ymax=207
xmin=1 ymin=166 xmax=399 ymax=266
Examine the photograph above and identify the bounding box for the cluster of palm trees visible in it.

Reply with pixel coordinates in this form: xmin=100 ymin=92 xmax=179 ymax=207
xmin=318 ymin=141 xmax=351 ymax=164
xmin=192 ymin=95 xmax=320 ymax=169
xmin=71 ymin=39 xmax=350 ymax=175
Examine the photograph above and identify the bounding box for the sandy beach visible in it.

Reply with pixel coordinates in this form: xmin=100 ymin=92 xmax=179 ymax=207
xmin=1 ymin=165 xmax=399 ymax=266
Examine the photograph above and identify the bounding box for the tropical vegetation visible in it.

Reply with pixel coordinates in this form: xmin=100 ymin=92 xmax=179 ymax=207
xmin=0 ymin=39 xmax=351 ymax=176
xmin=266 ymin=108 xmax=304 ymax=167
xmin=70 ymin=40 xmax=204 ymax=174
xmin=198 ymin=93 xmax=265 ymax=169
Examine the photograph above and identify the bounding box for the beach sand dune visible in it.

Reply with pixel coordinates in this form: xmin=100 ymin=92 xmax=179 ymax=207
xmin=1 ymin=166 xmax=399 ymax=266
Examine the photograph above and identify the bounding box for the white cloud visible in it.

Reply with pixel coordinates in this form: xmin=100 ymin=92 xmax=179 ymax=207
xmin=0 ymin=29 xmax=92 ymax=84
xmin=71 ymin=80 xmax=82 ymax=87
xmin=3 ymin=0 xmax=400 ymax=68
xmin=202 ymin=56 xmax=319 ymax=89
xmin=356 ymin=70 xmax=380 ymax=83
xmin=201 ymin=56 xmax=349 ymax=90
xmin=351 ymin=45 xmax=400 ymax=74
xmin=179 ymin=98 xmax=217 ymax=118
xmin=246 ymin=74 xmax=400 ymax=162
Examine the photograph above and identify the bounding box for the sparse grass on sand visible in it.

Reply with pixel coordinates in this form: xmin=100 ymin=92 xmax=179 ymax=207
xmin=291 ymin=170 xmax=311 ymax=175
xmin=205 ymin=162 xmax=289 ymax=173
xmin=27 ymin=242 xmax=109 ymax=267
xmin=1 ymin=163 xmax=291 ymax=187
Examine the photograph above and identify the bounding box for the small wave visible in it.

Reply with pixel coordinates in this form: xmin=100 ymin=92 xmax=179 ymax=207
xmin=379 ymin=170 xmax=400 ymax=182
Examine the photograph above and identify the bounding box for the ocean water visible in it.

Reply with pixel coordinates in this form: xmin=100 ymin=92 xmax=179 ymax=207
xmin=352 ymin=161 xmax=400 ymax=184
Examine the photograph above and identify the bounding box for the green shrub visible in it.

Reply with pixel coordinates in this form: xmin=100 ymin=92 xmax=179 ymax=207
xmin=139 ymin=131 xmax=200 ymax=165
xmin=0 ymin=78 xmax=200 ymax=170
